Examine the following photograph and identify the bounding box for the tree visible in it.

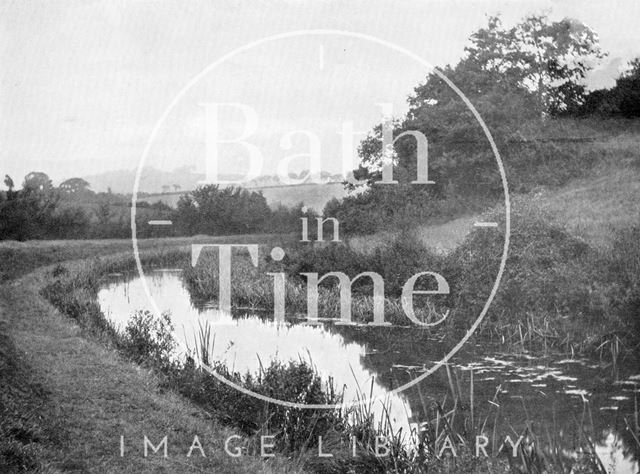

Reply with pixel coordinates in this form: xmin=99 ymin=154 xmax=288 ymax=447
xmin=173 ymin=185 xmax=271 ymax=235
xmin=94 ymin=201 xmax=112 ymax=226
xmin=175 ymin=193 xmax=199 ymax=234
xmin=574 ymin=57 xmax=640 ymax=117
xmin=462 ymin=14 xmax=605 ymax=115
xmin=173 ymin=184 xmax=181 ymax=192
xmin=4 ymin=175 xmax=14 ymax=191
xmin=334 ymin=14 xmax=605 ymax=235
xmin=1 ymin=175 xmax=59 ymax=240
xmin=59 ymin=177 xmax=90 ymax=194
xmin=615 ymin=58 xmax=640 ymax=117
xmin=23 ymin=171 xmax=53 ymax=192
xmin=358 ymin=14 xmax=604 ymax=179
xmin=3 ymin=175 xmax=15 ymax=201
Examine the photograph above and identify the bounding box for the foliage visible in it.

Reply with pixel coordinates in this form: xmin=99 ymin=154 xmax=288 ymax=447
xmin=462 ymin=15 xmax=604 ymax=115
xmin=121 ymin=310 xmax=175 ymax=368
xmin=0 ymin=172 xmax=304 ymax=240
xmin=22 ymin=171 xmax=53 ymax=193
xmin=0 ymin=179 xmax=60 ymax=240
xmin=329 ymin=15 xmax=607 ymax=237
xmin=183 ymin=359 xmax=345 ymax=455
xmin=442 ymin=198 xmax=640 ymax=351
xmin=357 ymin=13 xmax=604 ymax=181
xmin=59 ymin=177 xmax=90 ymax=194
xmin=572 ymin=57 xmax=640 ymax=117
xmin=174 ymin=184 xmax=271 ymax=235
xmin=284 ymin=230 xmax=444 ymax=298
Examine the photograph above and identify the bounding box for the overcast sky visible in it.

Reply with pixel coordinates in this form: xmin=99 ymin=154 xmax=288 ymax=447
xmin=1 ymin=0 xmax=639 ymax=185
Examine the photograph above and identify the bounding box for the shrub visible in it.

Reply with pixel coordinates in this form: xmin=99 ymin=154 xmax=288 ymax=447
xmin=120 ymin=310 xmax=175 ymax=369
xmin=246 ymin=360 xmax=343 ymax=454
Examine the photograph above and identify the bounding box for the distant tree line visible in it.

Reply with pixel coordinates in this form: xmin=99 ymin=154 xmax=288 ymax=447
xmin=0 ymin=173 xmax=304 ymax=241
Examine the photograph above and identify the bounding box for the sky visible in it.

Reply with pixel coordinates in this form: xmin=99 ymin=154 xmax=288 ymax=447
xmin=1 ymin=0 xmax=639 ymax=186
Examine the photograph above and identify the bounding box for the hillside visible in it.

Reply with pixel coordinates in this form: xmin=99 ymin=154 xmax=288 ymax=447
xmin=349 ymin=130 xmax=640 ymax=254
xmin=83 ymin=167 xmax=345 ymax=196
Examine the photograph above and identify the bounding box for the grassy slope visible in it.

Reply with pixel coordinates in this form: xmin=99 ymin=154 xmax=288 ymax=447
xmin=537 ymin=166 xmax=640 ymax=248
xmin=350 ymin=131 xmax=640 ymax=255
xmin=0 ymin=236 xmax=301 ymax=473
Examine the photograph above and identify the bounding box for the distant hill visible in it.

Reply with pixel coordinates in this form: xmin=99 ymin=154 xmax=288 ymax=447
xmin=82 ymin=166 xmax=216 ymax=194
xmin=141 ymin=182 xmax=350 ymax=213
xmin=83 ymin=166 xmax=345 ymax=195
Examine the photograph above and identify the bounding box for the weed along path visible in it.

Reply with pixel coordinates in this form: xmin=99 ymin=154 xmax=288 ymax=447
xmin=0 ymin=242 xmax=300 ymax=473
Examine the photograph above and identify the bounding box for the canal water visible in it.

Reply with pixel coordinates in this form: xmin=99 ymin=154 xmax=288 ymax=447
xmin=98 ymin=269 xmax=639 ymax=473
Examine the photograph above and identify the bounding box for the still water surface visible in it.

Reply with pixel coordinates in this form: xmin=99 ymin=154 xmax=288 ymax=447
xmin=98 ymin=269 xmax=639 ymax=473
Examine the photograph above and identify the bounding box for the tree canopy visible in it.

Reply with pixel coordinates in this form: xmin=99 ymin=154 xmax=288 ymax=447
xmin=175 ymin=185 xmax=272 ymax=235
xmin=59 ymin=177 xmax=90 ymax=193
xmin=23 ymin=171 xmax=53 ymax=192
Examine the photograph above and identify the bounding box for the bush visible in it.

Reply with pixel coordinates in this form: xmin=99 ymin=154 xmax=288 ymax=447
xmin=246 ymin=360 xmax=343 ymax=453
xmin=120 ymin=310 xmax=175 ymax=369
xmin=171 ymin=356 xmax=344 ymax=455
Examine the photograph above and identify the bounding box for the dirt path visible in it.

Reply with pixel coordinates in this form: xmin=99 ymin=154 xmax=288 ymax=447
xmin=0 ymin=251 xmax=300 ymax=473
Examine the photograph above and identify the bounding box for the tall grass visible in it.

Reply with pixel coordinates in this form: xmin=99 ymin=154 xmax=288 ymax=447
xmin=182 ymin=234 xmax=449 ymax=327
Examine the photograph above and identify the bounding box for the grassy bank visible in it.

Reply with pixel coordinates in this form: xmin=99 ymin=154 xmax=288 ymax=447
xmin=0 ymin=236 xmax=300 ymax=473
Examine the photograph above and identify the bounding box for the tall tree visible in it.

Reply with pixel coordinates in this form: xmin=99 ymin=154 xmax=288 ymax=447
xmin=463 ymin=14 xmax=605 ymax=115
xmin=23 ymin=171 xmax=53 ymax=192
xmin=355 ymin=14 xmax=604 ymax=189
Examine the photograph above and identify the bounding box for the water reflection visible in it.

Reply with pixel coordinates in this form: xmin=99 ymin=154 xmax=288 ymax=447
xmin=98 ymin=269 xmax=414 ymax=436
xmin=97 ymin=270 xmax=639 ymax=472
